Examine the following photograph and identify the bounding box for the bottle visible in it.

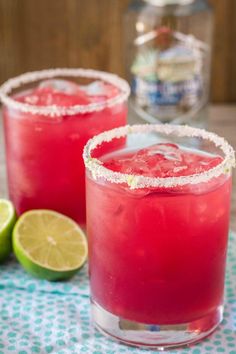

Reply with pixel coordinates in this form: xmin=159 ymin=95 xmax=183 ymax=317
xmin=124 ymin=0 xmax=213 ymax=127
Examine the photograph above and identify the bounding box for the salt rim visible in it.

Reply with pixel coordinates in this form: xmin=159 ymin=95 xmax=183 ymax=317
xmin=0 ymin=68 xmax=130 ymax=117
xmin=83 ymin=124 xmax=236 ymax=189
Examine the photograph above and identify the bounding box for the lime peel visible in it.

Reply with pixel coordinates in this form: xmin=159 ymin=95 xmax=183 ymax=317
xmin=13 ymin=209 xmax=88 ymax=281
xmin=0 ymin=199 xmax=17 ymax=263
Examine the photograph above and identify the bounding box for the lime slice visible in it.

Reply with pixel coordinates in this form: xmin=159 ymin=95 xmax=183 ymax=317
xmin=0 ymin=199 xmax=16 ymax=263
xmin=13 ymin=210 xmax=88 ymax=281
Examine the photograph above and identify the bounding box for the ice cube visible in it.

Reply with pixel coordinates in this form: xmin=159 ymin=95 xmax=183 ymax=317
xmin=38 ymin=79 xmax=81 ymax=95
xmin=79 ymin=81 xmax=106 ymax=96
xmin=24 ymin=95 xmax=39 ymax=105
xmin=172 ymin=166 xmax=188 ymax=175
xmin=37 ymin=79 xmax=90 ymax=106
xmin=137 ymin=143 xmax=181 ymax=162
xmin=79 ymin=80 xmax=119 ymax=100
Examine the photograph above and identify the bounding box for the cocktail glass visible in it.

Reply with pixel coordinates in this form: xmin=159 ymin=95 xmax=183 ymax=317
xmin=0 ymin=68 xmax=130 ymax=225
xmin=83 ymin=124 xmax=235 ymax=349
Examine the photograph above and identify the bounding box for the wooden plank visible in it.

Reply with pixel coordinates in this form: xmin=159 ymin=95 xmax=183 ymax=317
xmin=0 ymin=0 xmax=129 ymax=78
xmin=0 ymin=0 xmax=235 ymax=102
xmin=209 ymin=0 xmax=236 ymax=103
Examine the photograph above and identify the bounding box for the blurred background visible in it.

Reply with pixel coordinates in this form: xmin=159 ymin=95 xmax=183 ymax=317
xmin=0 ymin=0 xmax=235 ymax=103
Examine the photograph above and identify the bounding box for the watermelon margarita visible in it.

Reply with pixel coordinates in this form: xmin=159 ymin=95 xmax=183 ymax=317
xmin=84 ymin=124 xmax=235 ymax=349
xmin=0 ymin=69 xmax=129 ymax=224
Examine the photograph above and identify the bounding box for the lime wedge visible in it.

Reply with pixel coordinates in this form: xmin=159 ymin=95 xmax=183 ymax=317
xmin=13 ymin=210 xmax=88 ymax=281
xmin=0 ymin=199 xmax=16 ymax=263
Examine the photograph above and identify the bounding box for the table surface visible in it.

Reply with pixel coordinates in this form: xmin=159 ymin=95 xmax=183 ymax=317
xmin=1 ymin=105 xmax=236 ymax=230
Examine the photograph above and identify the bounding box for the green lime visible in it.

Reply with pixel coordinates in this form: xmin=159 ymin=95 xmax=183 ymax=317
xmin=0 ymin=199 xmax=16 ymax=263
xmin=13 ymin=209 xmax=88 ymax=281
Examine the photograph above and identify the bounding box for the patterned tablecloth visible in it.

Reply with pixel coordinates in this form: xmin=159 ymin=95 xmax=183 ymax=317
xmin=0 ymin=233 xmax=236 ymax=354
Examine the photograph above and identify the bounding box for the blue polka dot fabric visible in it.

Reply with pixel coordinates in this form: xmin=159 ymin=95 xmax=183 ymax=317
xmin=0 ymin=233 xmax=236 ymax=354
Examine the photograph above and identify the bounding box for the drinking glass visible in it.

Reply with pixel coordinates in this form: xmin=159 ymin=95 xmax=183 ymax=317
xmin=0 ymin=68 xmax=130 ymax=225
xmin=83 ymin=124 xmax=235 ymax=349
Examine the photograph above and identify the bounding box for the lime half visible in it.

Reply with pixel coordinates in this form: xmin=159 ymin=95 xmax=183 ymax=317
xmin=0 ymin=199 xmax=16 ymax=263
xmin=13 ymin=210 xmax=88 ymax=281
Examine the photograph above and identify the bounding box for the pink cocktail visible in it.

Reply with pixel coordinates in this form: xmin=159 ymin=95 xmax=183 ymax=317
xmin=0 ymin=69 xmax=129 ymax=225
xmin=83 ymin=124 xmax=235 ymax=349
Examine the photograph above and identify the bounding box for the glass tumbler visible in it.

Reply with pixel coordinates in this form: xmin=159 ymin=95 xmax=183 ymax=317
xmin=83 ymin=124 xmax=235 ymax=349
xmin=0 ymin=68 xmax=130 ymax=226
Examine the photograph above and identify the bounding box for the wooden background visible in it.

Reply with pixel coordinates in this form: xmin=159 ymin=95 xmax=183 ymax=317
xmin=0 ymin=0 xmax=235 ymax=103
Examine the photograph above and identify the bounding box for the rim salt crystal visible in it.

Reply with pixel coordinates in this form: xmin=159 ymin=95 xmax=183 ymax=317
xmin=0 ymin=68 xmax=130 ymax=117
xmin=83 ymin=124 xmax=236 ymax=189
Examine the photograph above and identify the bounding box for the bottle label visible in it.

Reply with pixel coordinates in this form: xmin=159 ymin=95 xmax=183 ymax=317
xmin=132 ymin=75 xmax=202 ymax=106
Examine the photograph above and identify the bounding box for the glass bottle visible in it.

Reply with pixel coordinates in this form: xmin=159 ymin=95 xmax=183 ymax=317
xmin=124 ymin=0 xmax=214 ymax=127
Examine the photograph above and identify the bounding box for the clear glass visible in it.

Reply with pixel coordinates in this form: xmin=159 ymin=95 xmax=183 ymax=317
xmin=0 ymin=68 xmax=130 ymax=226
xmin=84 ymin=124 xmax=235 ymax=349
xmin=124 ymin=0 xmax=213 ymax=127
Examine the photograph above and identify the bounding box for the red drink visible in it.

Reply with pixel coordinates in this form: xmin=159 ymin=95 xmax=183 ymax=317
xmin=84 ymin=124 xmax=235 ymax=348
xmin=0 ymin=69 xmax=129 ymax=224
xmin=88 ymin=144 xmax=229 ymax=323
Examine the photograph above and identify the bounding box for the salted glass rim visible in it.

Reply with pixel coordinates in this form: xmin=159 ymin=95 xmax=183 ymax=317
xmin=83 ymin=124 xmax=236 ymax=189
xmin=0 ymin=68 xmax=130 ymax=117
